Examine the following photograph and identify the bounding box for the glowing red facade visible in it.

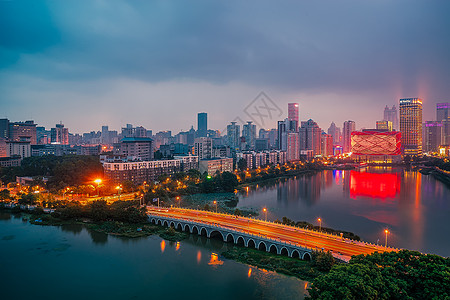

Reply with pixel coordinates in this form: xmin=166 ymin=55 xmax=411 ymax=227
xmin=351 ymin=131 xmax=401 ymax=155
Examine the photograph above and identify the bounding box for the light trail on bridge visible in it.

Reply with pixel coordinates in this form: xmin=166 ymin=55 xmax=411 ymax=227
xmin=147 ymin=207 xmax=398 ymax=262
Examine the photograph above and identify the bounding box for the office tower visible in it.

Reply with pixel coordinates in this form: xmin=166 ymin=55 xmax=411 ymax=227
xmin=437 ymin=103 xmax=450 ymax=122
xmin=242 ymin=121 xmax=256 ymax=150
xmin=197 ymin=112 xmax=207 ymax=137
xmin=321 ymin=133 xmax=333 ymax=156
xmin=288 ymin=103 xmax=299 ymax=130
xmin=383 ymin=105 xmax=399 ymax=131
xmin=342 ymin=120 xmax=356 ymax=153
xmin=442 ymin=118 xmax=450 ymax=145
xmin=423 ymin=121 xmax=442 ymax=153
xmin=299 ymin=119 xmax=322 ymax=155
xmin=287 ymin=132 xmax=300 ymax=161
xmin=9 ymin=120 xmax=37 ymax=145
xmin=277 ymin=120 xmax=287 ymax=150
xmin=0 ymin=119 xmax=9 ymax=139
xmin=194 ymin=137 xmax=212 ymax=160
xmin=135 ymin=126 xmax=147 ymax=138
xmin=226 ymin=122 xmax=240 ymax=150
xmin=114 ymin=137 xmax=153 ymax=161
xmin=101 ymin=126 xmax=110 ymax=144
xmin=399 ymin=98 xmax=423 ymax=155
xmin=327 ymin=122 xmax=341 ymax=146
xmin=268 ymin=129 xmax=278 ymax=148
xmin=51 ymin=123 xmax=69 ymax=145
xmin=376 ymin=120 xmax=393 ymax=131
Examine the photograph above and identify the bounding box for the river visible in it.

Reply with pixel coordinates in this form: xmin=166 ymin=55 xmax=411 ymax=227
xmin=0 ymin=212 xmax=307 ymax=300
xmin=237 ymin=167 xmax=450 ymax=257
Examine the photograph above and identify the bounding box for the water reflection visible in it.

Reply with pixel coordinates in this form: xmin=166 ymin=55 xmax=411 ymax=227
xmin=196 ymin=250 xmax=201 ymax=264
xmin=237 ymin=167 xmax=450 ymax=256
xmin=88 ymin=229 xmax=108 ymax=245
xmin=208 ymin=252 xmax=224 ymax=266
xmin=160 ymin=240 xmax=165 ymax=253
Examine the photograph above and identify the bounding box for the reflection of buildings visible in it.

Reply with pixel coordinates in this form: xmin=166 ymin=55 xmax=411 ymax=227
xmin=277 ymin=173 xmax=323 ymax=206
xmin=349 ymin=171 xmax=401 ymax=199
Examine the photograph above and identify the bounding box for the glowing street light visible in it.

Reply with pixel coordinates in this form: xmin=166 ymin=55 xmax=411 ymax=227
xmin=176 ymin=196 xmax=180 ymax=208
xmin=318 ymin=218 xmax=322 ymax=232
xmin=115 ymin=185 xmax=122 ymax=200
xmin=213 ymin=200 xmax=217 ymax=213
xmin=384 ymin=229 xmax=389 ymax=248
xmin=94 ymin=179 xmax=102 ymax=197
xmin=263 ymin=207 xmax=267 ymax=222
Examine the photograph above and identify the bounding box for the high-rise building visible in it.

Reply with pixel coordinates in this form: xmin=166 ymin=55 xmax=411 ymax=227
xmin=376 ymin=120 xmax=393 ymax=131
xmin=399 ymin=98 xmax=423 ymax=155
xmin=277 ymin=120 xmax=287 ymax=150
xmin=423 ymin=121 xmax=443 ymax=153
xmin=327 ymin=122 xmax=341 ymax=146
xmin=242 ymin=121 xmax=256 ymax=150
xmin=299 ymin=119 xmax=322 ymax=156
xmin=0 ymin=119 xmax=9 ymax=140
xmin=51 ymin=123 xmax=69 ymax=145
xmin=113 ymin=137 xmax=153 ymax=161
xmin=288 ymin=103 xmax=299 ymax=130
xmin=286 ymin=132 xmax=300 ymax=161
xmin=226 ymin=122 xmax=240 ymax=150
xmin=437 ymin=103 xmax=450 ymax=122
xmin=342 ymin=120 xmax=356 ymax=153
xmin=9 ymin=120 xmax=37 ymax=145
xmin=194 ymin=137 xmax=212 ymax=160
xmin=321 ymin=133 xmax=333 ymax=157
xmin=383 ymin=105 xmax=399 ymax=131
xmin=442 ymin=118 xmax=450 ymax=145
xmin=197 ymin=112 xmax=207 ymax=137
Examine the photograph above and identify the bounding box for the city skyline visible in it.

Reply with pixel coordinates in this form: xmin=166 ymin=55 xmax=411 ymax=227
xmin=1 ymin=1 xmax=450 ymax=133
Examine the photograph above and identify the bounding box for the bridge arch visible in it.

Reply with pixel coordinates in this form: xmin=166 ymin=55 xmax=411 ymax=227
xmin=280 ymin=247 xmax=289 ymax=256
xmin=183 ymin=224 xmax=191 ymax=232
xmin=191 ymin=225 xmax=199 ymax=235
xmin=163 ymin=220 xmax=168 ymax=227
xmin=209 ymin=230 xmax=224 ymax=241
xmin=236 ymin=236 xmax=245 ymax=246
xmin=176 ymin=223 xmax=183 ymax=231
xmin=247 ymin=239 xmax=256 ymax=248
xmin=291 ymin=250 xmax=300 ymax=259
xmin=257 ymin=241 xmax=267 ymax=252
xmin=269 ymin=244 xmax=278 ymax=254
xmin=225 ymin=233 xmax=235 ymax=243
xmin=302 ymin=252 xmax=312 ymax=261
xmin=150 ymin=218 xmax=156 ymax=224
xmin=169 ymin=221 xmax=175 ymax=228
xmin=200 ymin=227 xmax=207 ymax=237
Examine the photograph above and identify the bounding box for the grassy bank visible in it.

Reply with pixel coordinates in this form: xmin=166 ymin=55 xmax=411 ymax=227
xmin=222 ymin=247 xmax=332 ymax=282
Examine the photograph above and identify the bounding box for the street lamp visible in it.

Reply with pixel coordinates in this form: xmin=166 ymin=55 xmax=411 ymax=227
xmin=384 ymin=229 xmax=389 ymax=248
xmin=115 ymin=185 xmax=122 ymax=200
xmin=94 ymin=179 xmax=102 ymax=197
xmin=263 ymin=207 xmax=267 ymax=222
xmin=213 ymin=200 xmax=217 ymax=213
xmin=63 ymin=187 xmax=70 ymax=200
xmin=318 ymin=218 xmax=322 ymax=232
xmin=176 ymin=196 xmax=180 ymax=208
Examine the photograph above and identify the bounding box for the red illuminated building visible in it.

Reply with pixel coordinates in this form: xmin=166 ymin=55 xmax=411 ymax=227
xmin=351 ymin=130 xmax=401 ymax=162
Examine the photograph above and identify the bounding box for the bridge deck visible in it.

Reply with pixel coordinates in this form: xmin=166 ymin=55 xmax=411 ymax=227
xmin=147 ymin=207 xmax=398 ymax=262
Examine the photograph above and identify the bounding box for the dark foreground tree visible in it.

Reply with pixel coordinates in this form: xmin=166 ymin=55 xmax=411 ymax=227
xmin=308 ymin=250 xmax=450 ymax=300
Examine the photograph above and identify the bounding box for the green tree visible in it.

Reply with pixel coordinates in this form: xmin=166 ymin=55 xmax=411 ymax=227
xmin=237 ymin=158 xmax=247 ymax=171
xmin=89 ymin=200 xmax=110 ymax=222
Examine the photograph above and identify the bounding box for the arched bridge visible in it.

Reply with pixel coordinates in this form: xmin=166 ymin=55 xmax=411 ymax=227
xmin=149 ymin=214 xmax=313 ymax=260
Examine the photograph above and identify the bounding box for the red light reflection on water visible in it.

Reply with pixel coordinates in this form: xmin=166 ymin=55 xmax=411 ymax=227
xmin=350 ymin=171 xmax=400 ymax=199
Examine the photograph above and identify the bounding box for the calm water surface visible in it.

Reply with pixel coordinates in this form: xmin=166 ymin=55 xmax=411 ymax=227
xmin=0 ymin=213 xmax=307 ymax=300
xmin=237 ymin=167 xmax=450 ymax=256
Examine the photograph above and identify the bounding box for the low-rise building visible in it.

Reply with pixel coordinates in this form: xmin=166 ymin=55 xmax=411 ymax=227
xmin=199 ymin=158 xmax=233 ymax=176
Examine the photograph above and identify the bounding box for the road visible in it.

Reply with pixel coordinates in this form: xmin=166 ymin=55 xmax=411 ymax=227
xmin=147 ymin=207 xmax=398 ymax=261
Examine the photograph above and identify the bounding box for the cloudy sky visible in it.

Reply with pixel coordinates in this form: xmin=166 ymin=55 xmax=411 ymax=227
xmin=1 ymin=0 xmax=449 ymax=134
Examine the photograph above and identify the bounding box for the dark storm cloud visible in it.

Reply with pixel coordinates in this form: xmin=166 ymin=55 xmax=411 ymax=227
xmin=1 ymin=0 xmax=450 ymax=131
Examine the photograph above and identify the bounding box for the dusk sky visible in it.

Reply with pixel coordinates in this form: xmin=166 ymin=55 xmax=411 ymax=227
xmin=1 ymin=0 xmax=450 ymax=134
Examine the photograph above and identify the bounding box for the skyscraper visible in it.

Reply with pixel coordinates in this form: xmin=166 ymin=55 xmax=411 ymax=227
xmin=399 ymin=98 xmax=423 ymax=155
xmin=288 ymin=103 xmax=299 ymax=130
xmin=194 ymin=137 xmax=212 ymax=160
xmin=226 ymin=122 xmax=240 ymax=150
xmin=376 ymin=120 xmax=393 ymax=131
xmin=197 ymin=112 xmax=207 ymax=137
xmin=51 ymin=123 xmax=69 ymax=145
xmin=327 ymin=122 xmax=341 ymax=146
xmin=299 ymin=119 xmax=322 ymax=155
xmin=423 ymin=121 xmax=442 ymax=153
xmin=343 ymin=120 xmax=356 ymax=153
xmin=287 ymin=132 xmax=300 ymax=161
xmin=383 ymin=105 xmax=399 ymax=131
xmin=242 ymin=121 xmax=256 ymax=150
xmin=437 ymin=103 xmax=450 ymax=122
